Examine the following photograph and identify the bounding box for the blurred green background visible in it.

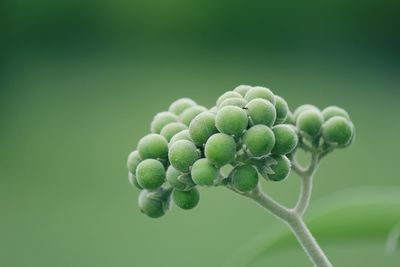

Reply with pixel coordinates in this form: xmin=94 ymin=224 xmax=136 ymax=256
xmin=1 ymin=0 xmax=400 ymax=266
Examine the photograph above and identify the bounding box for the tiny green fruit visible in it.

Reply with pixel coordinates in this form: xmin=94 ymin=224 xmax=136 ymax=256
xmin=189 ymin=112 xmax=218 ymax=146
xmin=231 ymin=164 xmax=259 ymax=192
xmin=169 ymin=129 xmax=192 ymax=147
xmin=169 ymin=98 xmax=197 ymax=115
xmin=322 ymin=116 xmax=354 ymax=146
xmin=218 ymin=97 xmax=248 ymax=109
xmin=168 ymin=140 xmax=200 ymax=172
xmin=274 ymin=95 xmax=289 ymax=124
xmin=246 ymin=98 xmax=277 ymax=127
xmin=293 ymin=104 xmax=319 ymax=122
xmin=233 ymin=85 xmax=252 ymax=97
xmin=160 ymin=122 xmax=187 ymax=142
xmin=138 ymin=189 xmax=166 ymax=218
xmin=137 ymin=134 xmax=169 ymax=160
xmin=244 ymin=86 xmax=275 ymax=104
xmin=322 ymin=106 xmax=350 ymax=121
xmin=272 ymin=125 xmax=298 ymax=155
xmin=150 ymin=111 xmax=179 ymax=133
xmin=296 ymin=109 xmax=324 ymax=138
xmin=191 ymin=158 xmax=219 ymax=186
xmin=136 ymin=159 xmax=166 ymax=190
xmin=216 ymin=91 xmax=243 ymax=106
xmin=179 ymin=106 xmax=208 ymax=126
xmin=205 ymin=133 xmax=236 ymax=167
xmin=268 ymin=155 xmax=291 ymax=182
xmin=242 ymin=125 xmax=275 ymax=157
xmin=173 ymin=188 xmax=200 ymax=210
xmin=127 ymin=150 xmax=141 ymax=174
xmin=216 ymin=106 xmax=248 ymax=137
xmin=166 ymin=165 xmax=195 ymax=191
xmin=128 ymin=171 xmax=142 ymax=189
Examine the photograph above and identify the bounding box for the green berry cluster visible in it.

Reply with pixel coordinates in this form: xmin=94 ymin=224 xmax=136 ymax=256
xmin=126 ymin=85 xmax=354 ymax=218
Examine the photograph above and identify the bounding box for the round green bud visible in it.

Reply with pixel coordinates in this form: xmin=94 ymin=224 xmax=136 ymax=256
xmin=296 ymin=109 xmax=324 ymax=137
xmin=173 ymin=188 xmax=200 ymax=210
xmin=160 ymin=122 xmax=187 ymax=142
xmin=216 ymin=106 xmax=248 ymax=137
xmin=138 ymin=190 xmax=166 ymax=218
xmin=218 ymin=97 xmax=248 ymax=109
xmin=179 ymin=106 xmax=208 ymax=126
xmin=169 ymin=129 xmax=193 ymax=147
xmin=127 ymin=150 xmax=141 ymax=174
xmin=168 ymin=140 xmax=200 ymax=172
xmin=284 ymin=111 xmax=295 ymax=125
xmin=209 ymin=106 xmax=217 ymax=114
xmin=189 ymin=112 xmax=218 ymax=146
xmin=169 ymin=98 xmax=197 ymax=115
xmin=231 ymin=164 xmax=259 ymax=192
xmin=268 ymin=155 xmax=291 ymax=182
xmin=166 ymin=165 xmax=195 ymax=191
xmin=138 ymin=134 xmax=169 ymax=160
xmin=244 ymin=86 xmax=275 ymax=104
xmin=216 ymin=91 xmax=243 ymax=106
xmin=233 ymin=85 xmax=252 ymax=97
xmin=242 ymin=125 xmax=275 ymax=157
xmin=136 ymin=159 xmax=166 ymax=190
xmin=322 ymin=106 xmax=350 ymax=121
xmin=128 ymin=171 xmax=142 ymax=189
xmin=150 ymin=112 xmax=179 ymax=133
xmin=322 ymin=116 xmax=354 ymax=146
xmin=191 ymin=158 xmax=219 ymax=186
xmin=274 ymin=95 xmax=289 ymax=124
xmin=272 ymin=125 xmax=298 ymax=155
xmin=205 ymin=133 xmax=236 ymax=167
xmin=246 ymin=98 xmax=276 ymax=127
xmin=293 ymin=104 xmax=319 ymax=121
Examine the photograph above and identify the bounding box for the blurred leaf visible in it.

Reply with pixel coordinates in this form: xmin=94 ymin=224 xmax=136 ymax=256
xmin=223 ymin=186 xmax=400 ymax=267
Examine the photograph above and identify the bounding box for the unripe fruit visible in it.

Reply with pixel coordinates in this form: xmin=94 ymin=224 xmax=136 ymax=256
xmin=293 ymin=104 xmax=319 ymax=121
xmin=150 ymin=112 xmax=179 ymax=133
xmin=244 ymin=86 xmax=275 ymax=104
xmin=173 ymin=188 xmax=200 ymax=210
xmin=218 ymin=97 xmax=248 ymax=109
xmin=136 ymin=159 xmax=166 ymax=190
xmin=243 ymin=125 xmax=275 ymax=157
xmin=160 ymin=122 xmax=187 ymax=141
xmin=274 ymin=95 xmax=289 ymax=124
xmin=127 ymin=150 xmax=141 ymax=174
xmin=138 ymin=134 xmax=169 ymax=160
xmin=166 ymin=165 xmax=195 ymax=191
xmin=138 ymin=190 xmax=166 ymax=218
xmin=284 ymin=111 xmax=295 ymax=125
xmin=233 ymin=85 xmax=252 ymax=97
xmin=169 ymin=98 xmax=197 ymax=115
xmin=179 ymin=106 xmax=208 ymax=126
xmin=322 ymin=116 xmax=354 ymax=146
xmin=268 ymin=155 xmax=291 ymax=182
xmin=191 ymin=158 xmax=219 ymax=186
xmin=272 ymin=125 xmax=298 ymax=155
xmin=168 ymin=140 xmax=200 ymax=172
xmin=216 ymin=106 xmax=248 ymax=137
xmin=216 ymin=91 xmax=243 ymax=106
xmin=246 ymin=99 xmax=276 ymax=127
xmin=296 ymin=109 xmax=323 ymax=137
xmin=169 ymin=129 xmax=192 ymax=147
xmin=231 ymin=164 xmax=259 ymax=192
xmin=209 ymin=106 xmax=217 ymax=114
xmin=205 ymin=133 xmax=236 ymax=167
xmin=322 ymin=106 xmax=350 ymax=121
xmin=189 ymin=112 xmax=218 ymax=146
xmin=128 ymin=171 xmax=142 ymax=189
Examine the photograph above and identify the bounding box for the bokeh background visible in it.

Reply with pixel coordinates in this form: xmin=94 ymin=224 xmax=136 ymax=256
xmin=1 ymin=1 xmax=400 ymax=266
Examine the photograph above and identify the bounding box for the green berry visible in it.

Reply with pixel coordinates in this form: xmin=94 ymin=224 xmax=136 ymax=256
xmin=138 ymin=189 xmax=166 ymax=218
xmin=169 ymin=129 xmax=192 ymax=147
xmin=216 ymin=106 xmax=248 ymax=137
xmin=128 ymin=172 xmax=142 ymax=189
xmin=216 ymin=91 xmax=243 ymax=106
xmin=179 ymin=106 xmax=208 ymax=126
xmin=322 ymin=116 xmax=354 ymax=146
xmin=272 ymin=125 xmax=298 ymax=155
xmin=191 ymin=158 xmax=219 ymax=186
xmin=150 ymin=112 xmax=179 ymax=133
xmin=137 ymin=134 xmax=169 ymax=160
xmin=218 ymin=97 xmax=248 ymax=109
xmin=231 ymin=165 xmax=259 ymax=192
xmin=322 ymin=106 xmax=350 ymax=121
xmin=293 ymin=104 xmax=319 ymax=121
xmin=274 ymin=95 xmax=289 ymax=124
xmin=173 ymin=188 xmax=200 ymax=210
xmin=268 ymin=155 xmax=291 ymax=182
xmin=136 ymin=159 xmax=166 ymax=190
xmin=233 ymin=85 xmax=252 ymax=97
xmin=205 ymin=133 xmax=236 ymax=167
xmin=169 ymin=98 xmax=197 ymax=115
xmin=246 ymin=98 xmax=276 ymax=127
xmin=284 ymin=111 xmax=295 ymax=125
xmin=168 ymin=140 xmax=200 ymax=172
xmin=127 ymin=150 xmax=141 ymax=174
xmin=209 ymin=106 xmax=217 ymax=114
xmin=242 ymin=125 xmax=275 ymax=157
xmin=296 ymin=109 xmax=324 ymax=137
xmin=189 ymin=112 xmax=218 ymax=146
xmin=166 ymin=165 xmax=195 ymax=191
xmin=244 ymin=86 xmax=275 ymax=104
xmin=160 ymin=122 xmax=187 ymax=141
